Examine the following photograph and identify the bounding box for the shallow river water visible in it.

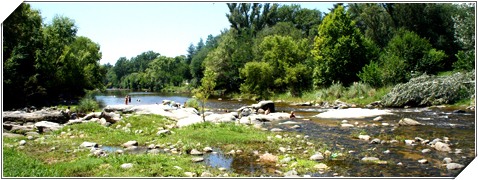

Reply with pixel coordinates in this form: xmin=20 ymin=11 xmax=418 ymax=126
xmin=95 ymin=90 xmax=476 ymax=177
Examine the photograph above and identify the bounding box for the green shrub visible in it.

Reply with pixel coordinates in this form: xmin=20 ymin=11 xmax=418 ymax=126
xmin=77 ymin=97 xmax=100 ymax=113
xmin=358 ymin=61 xmax=383 ymax=87
xmin=347 ymin=82 xmax=372 ymax=99
xmin=327 ymin=82 xmax=345 ymax=98
xmin=185 ymin=98 xmax=199 ymax=110
xmin=453 ymin=50 xmax=475 ymax=71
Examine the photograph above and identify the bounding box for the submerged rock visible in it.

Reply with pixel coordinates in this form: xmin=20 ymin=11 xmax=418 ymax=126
xmin=399 ymin=118 xmax=422 ymax=126
xmin=446 ymin=163 xmax=464 ymax=170
xmin=434 ymin=142 xmax=452 ymax=152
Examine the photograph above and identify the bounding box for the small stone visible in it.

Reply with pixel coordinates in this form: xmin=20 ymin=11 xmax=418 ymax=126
xmin=120 ymin=163 xmax=133 ymax=169
xmin=361 ymin=157 xmax=380 ymax=162
xmin=218 ymin=167 xmax=227 ymax=171
xmin=227 ymin=150 xmax=235 ymax=155
xmin=434 ymin=142 xmax=451 ymax=152
xmin=184 ymin=172 xmax=196 ymax=177
xmin=156 ymin=130 xmax=171 ymax=136
xmin=341 ymin=124 xmax=354 ymax=127
xmin=454 ymin=149 xmax=462 ymax=154
xmin=373 ymin=116 xmax=383 ymax=121
xmin=310 ymin=153 xmax=324 ymax=161
xmin=382 ymin=123 xmax=390 ymax=126
xmin=418 ymin=159 xmax=428 ymax=164
xmin=383 ymin=150 xmax=390 ymax=154
xmin=259 ymin=153 xmax=278 ymax=163
xmin=404 ymin=140 xmax=415 ymax=145
xmin=280 ymin=157 xmax=292 ymax=164
xmin=341 ymin=120 xmax=348 ymax=124
xmin=390 ymin=140 xmax=399 ymax=144
xmin=358 ymin=135 xmax=371 ymax=141
xmin=279 ymin=147 xmax=287 ymax=153
xmin=201 ymin=172 xmax=214 ymax=177
xmin=421 ymin=149 xmax=431 ymax=153
xmin=275 ymin=135 xmax=283 ymax=139
xmin=27 ymin=136 xmax=34 ymax=140
xmin=116 ymin=150 xmax=124 ymax=154
xmin=446 ymin=163 xmax=464 ymax=170
xmin=190 ymin=149 xmax=203 ymax=155
xmin=314 ymin=163 xmax=328 ymax=170
xmin=370 ymin=138 xmax=381 ymax=144
xmin=148 ymin=144 xmax=156 ymax=149
xmin=148 ymin=149 xmax=161 ymax=154
xmin=443 ymin=157 xmax=453 ymax=164
xmin=304 ymin=135 xmax=310 ymax=139
xmin=122 ymin=141 xmax=138 ymax=148
xmin=397 ymin=162 xmax=403 ymax=166
xmin=399 ymin=118 xmax=422 ymax=126
xmin=203 ymin=147 xmax=213 ymax=153
xmin=191 ymin=157 xmax=204 ymax=162
xmin=271 ymin=128 xmax=283 ymax=132
xmin=19 ymin=140 xmax=26 ymax=146
xmin=291 ymin=125 xmax=301 ymax=129
xmin=173 ymin=166 xmax=182 ymax=170
xmin=236 ymin=149 xmax=243 ymax=154
xmin=284 ymin=170 xmax=298 ymax=177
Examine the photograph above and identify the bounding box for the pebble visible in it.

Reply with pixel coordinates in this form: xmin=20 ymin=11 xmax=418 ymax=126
xmin=191 ymin=157 xmax=204 ymax=162
xmin=201 ymin=172 xmax=214 ymax=177
xmin=443 ymin=157 xmax=453 ymax=164
xmin=279 ymin=147 xmax=287 ymax=153
xmin=358 ymin=135 xmax=371 ymax=141
xmin=383 ymin=150 xmax=390 ymax=154
xmin=370 ymin=138 xmax=381 ymax=144
xmin=446 ymin=163 xmax=464 ymax=170
xmin=190 ymin=149 xmax=203 ymax=155
xmin=271 ymin=128 xmax=283 ymax=132
xmin=422 ymin=149 xmax=431 ymax=153
xmin=397 ymin=162 xmax=403 ymax=166
xmin=184 ymin=172 xmax=196 ymax=177
xmin=291 ymin=125 xmax=301 ymax=129
xmin=404 ymin=140 xmax=415 ymax=145
xmin=314 ymin=163 xmax=328 ymax=170
xmin=373 ymin=116 xmax=383 ymax=121
xmin=203 ymin=147 xmax=213 ymax=153
xmin=218 ymin=167 xmax=227 ymax=171
xmin=19 ymin=140 xmax=26 ymax=146
xmin=27 ymin=136 xmax=34 ymax=140
xmin=120 ymin=163 xmax=133 ymax=169
xmin=310 ymin=153 xmax=324 ymax=161
xmin=275 ymin=135 xmax=283 ymax=139
xmin=418 ymin=159 xmax=428 ymax=164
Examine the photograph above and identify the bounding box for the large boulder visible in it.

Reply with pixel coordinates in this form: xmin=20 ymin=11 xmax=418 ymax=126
xmin=34 ymin=121 xmax=62 ymax=133
xmin=251 ymin=100 xmax=275 ymax=113
xmin=3 ymin=109 xmax=69 ymax=124
xmin=101 ymin=112 xmax=122 ymax=123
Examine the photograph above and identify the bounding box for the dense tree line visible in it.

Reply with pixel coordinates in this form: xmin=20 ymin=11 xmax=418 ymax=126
xmin=5 ymin=3 xmax=474 ymax=110
xmin=3 ymin=3 xmax=105 ymax=110
xmin=104 ymin=3 xmax=474 ymax=100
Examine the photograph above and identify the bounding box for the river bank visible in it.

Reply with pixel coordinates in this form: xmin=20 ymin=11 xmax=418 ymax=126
xmin=2 ymin=97 xmax=475 ymax=177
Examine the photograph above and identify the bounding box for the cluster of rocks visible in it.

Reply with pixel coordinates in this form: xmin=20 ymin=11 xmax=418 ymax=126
xmin=290 ymin=99 xmax=356 ymax=109
xmin=357 ymin=130 xmax=465 ymax=169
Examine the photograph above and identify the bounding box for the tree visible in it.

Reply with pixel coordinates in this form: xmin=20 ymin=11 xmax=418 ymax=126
xmin=3 ymin=3 xmax=43 ymax=109
xmin=194 ymin=69 xmax=216 ymax=122
xmin=240 ymin=61 xmax=274 ymax=99
xmin=312 ymin=5 xmax=370 ymax=87
xmin=348 ymin=3 xmax=394 ymax=48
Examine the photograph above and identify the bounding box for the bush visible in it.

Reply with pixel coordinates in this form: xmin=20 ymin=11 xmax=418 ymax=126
xmin=77 ymin=97 xmax=100 ymax=113
xmin=382 ymin=71 xmax=475 ymax=107
xmin=327 ymin=82 xmax=345 ymax=99
xmin=347 ymin=82 xmax=372 ymax=99
xmin=453 ymin=50 xmax=475 ymax=71
xmin=358 ymin=61 xmax=383 ymax=87
xmin=185 ymin=98 xmax=199 ymax=110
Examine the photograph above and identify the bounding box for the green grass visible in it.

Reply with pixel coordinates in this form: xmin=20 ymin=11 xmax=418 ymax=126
xmin=270 ymin=83 xmax=392 ymax=106
xmin=4 ymin=114 xmax=330 ymax=177
xmin=3 ymin=147 xmax=65 ymax=177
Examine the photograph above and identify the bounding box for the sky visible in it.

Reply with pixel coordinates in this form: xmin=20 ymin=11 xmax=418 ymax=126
xmin=25 ymin=1 xmax=335 ymax=65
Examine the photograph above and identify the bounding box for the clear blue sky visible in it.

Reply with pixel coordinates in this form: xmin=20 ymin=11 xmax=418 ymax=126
xmin=28 ymin=2 xmax=335 ymax=65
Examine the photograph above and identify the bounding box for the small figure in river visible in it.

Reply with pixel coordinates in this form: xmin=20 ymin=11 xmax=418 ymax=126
xmin=125 ymin=96 xmax=129 ymax=105
xmin=128 ymin=95 xmax=131 ymax=103
xmin=289 ymin=111 xmax=296 ymax=119
xmin=265 ymin=108 xmax=271 ymax=115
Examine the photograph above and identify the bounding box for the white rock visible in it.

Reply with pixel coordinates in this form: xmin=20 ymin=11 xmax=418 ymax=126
xmin=358 ymin=135 xmax=371 ymax=141
xmin=341 ymin=124 xmax=354 ymax=127
xmin=203 ymin=147 xmax=213 ymax=153
xmin=314 ymin=163 xmax=329 ymax=170
xmin=443 ymin=157 xmax=453 ymax=164
xmin=19 ymin=140 xmax=27 ymax=146
xmin=373 ymin=116 xmax=383 ymax=121
xmin=120 ymin=163 xmax=133 ymax=169
xmin=422 ymin=149 xmax=431 ymax=153
xmin=310 ymin=153 xmax=324 ymax=161
xmin=190 ymin=149 xmax=203 ymax=155
xmin=418 ymin=159 xmax=428 ymax=164
xmin=446 ymin=163 xmax=464 ymax=170
xmin=79 ymin=141 xmax=98 ymax=148
xmin=434 ymin=142 xmax=451 ymax=152
xmin=122 ymin=141 xmax=138 ymax=148
xmin=184 ymin=172 xmax=196 ymax=177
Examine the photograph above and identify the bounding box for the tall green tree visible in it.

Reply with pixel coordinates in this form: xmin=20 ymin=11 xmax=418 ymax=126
xmin=312 ymin=5 xmax=371 ymax=87
xmin=3 ymin=3 xmax=43 ymax=109
xmin=194 ymin=69 xmax=217 ymax=122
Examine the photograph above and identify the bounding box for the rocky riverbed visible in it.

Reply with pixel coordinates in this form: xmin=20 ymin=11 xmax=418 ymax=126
xmin=2 ymin=100 xmax=475 ymax=177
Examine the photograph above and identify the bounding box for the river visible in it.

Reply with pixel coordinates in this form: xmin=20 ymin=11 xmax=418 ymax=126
xmin=95 ymin=90 xmax=475 ymax=177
